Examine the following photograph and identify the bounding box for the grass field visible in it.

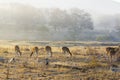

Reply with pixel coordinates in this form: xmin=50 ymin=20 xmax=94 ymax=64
xmin=0 ymin=41 xmax=120 ymax=80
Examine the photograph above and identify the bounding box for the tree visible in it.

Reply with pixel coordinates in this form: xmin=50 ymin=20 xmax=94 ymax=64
xmin=67 ymin=8 xmax=94 ymax=40
xmin=49 ymin=8 xmax=70 ymax=31
xmin=69 ymin=8 xmax=93 ymax=30
xmin=114 ymin=14 xmax=120 ymax=32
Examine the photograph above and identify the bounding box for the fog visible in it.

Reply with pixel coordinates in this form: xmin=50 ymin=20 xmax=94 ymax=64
xmin=0 ymin=0 xmax=120 ymax=41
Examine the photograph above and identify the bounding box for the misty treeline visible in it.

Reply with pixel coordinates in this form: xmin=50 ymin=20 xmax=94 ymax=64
xmin=94 ymin=14 xmax=120 ymax=41
xmin=0 ymin=4 xmax=120 ymax=41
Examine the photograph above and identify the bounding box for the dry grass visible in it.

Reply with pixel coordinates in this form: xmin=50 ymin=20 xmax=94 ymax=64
xmin=0 ymin=43 xmax=120 ymax=80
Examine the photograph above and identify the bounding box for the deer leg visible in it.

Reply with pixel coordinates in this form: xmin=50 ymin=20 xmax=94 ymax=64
xmin=50 ymin=51 xmax=52 ymax=57
xmin=16 ymin=51 xmax=20 ymax=56
xmin=114 ymin=55 xmax=117 ymax=62
xmin=62 ymin=50 xmax=65 ymax=54
xmin=110 ymin=55 xmax=112 ymax=63
xmin=35 ymin=51 xmax=39 ymax=62
xmin=47 ymin=51 xmax=52 ymax=58
xmin=35 ymin=51 xmax=38 ymax=57
xmin=106 ymin=51 xmax=109 ymax=61
xmin=18 ymin=51 xmax=21 ymax=56
xmin=68 ymin=51 xmax=72 ymax=56
xmin=30 ymin=52 xmax=33 ymax=57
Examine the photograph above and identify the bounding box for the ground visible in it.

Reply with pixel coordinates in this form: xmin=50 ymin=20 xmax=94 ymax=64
xmin=0 ymin=41 xmax=120 ymax=80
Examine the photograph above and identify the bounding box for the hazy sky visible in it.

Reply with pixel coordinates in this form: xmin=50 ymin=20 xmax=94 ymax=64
xmin=113 ymin=0 xmax=120 ymax=2
xmin=0 ymin=0 xmax=120 ymax=14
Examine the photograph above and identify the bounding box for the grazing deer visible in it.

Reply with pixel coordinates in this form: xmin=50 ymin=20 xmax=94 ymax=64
xmin=106 ymin=46 xmax=120 ymax=62
xmin=62 ymin=47 xmax=72 ymax=56
xmin=15 ymin=45 xmax=22 ymax=56
xmin=30 ymin=46 xmax=39 ymax=57
xmin=45 ymin=46 xmax=52 ymax=57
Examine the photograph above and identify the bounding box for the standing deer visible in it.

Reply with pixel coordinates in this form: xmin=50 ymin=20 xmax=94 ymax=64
xmin=30 ymin=46 xmax=39 ymax=57
xmin=45 ymin=46 xmax=52 ymax=57
xmin=15 ymin=45 xmax=22 ymax=56
xmin=62 ymin=47 xmax=72 ymax=56
xmin=106 ymin=46 xmax=120 ymax=62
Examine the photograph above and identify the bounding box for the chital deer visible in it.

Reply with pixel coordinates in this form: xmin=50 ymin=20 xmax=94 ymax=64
xmin=45 ymin=46 xmax=52 ymax=57
xmin=62 ymin=47 xmax=72 ymax=56
xmin=15 ymin=45 xmax=22 ymax=56
xmin=30 ymin=46 xmax=39 ymax=57
xmin=106 ymin=46 xmax=120 ymax=62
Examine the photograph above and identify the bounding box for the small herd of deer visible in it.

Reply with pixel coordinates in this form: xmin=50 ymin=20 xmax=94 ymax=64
xmin=14 ymin=45 xmax=120 ymax=63
xmin=15 ymin=45 xmax=72 ymax=58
